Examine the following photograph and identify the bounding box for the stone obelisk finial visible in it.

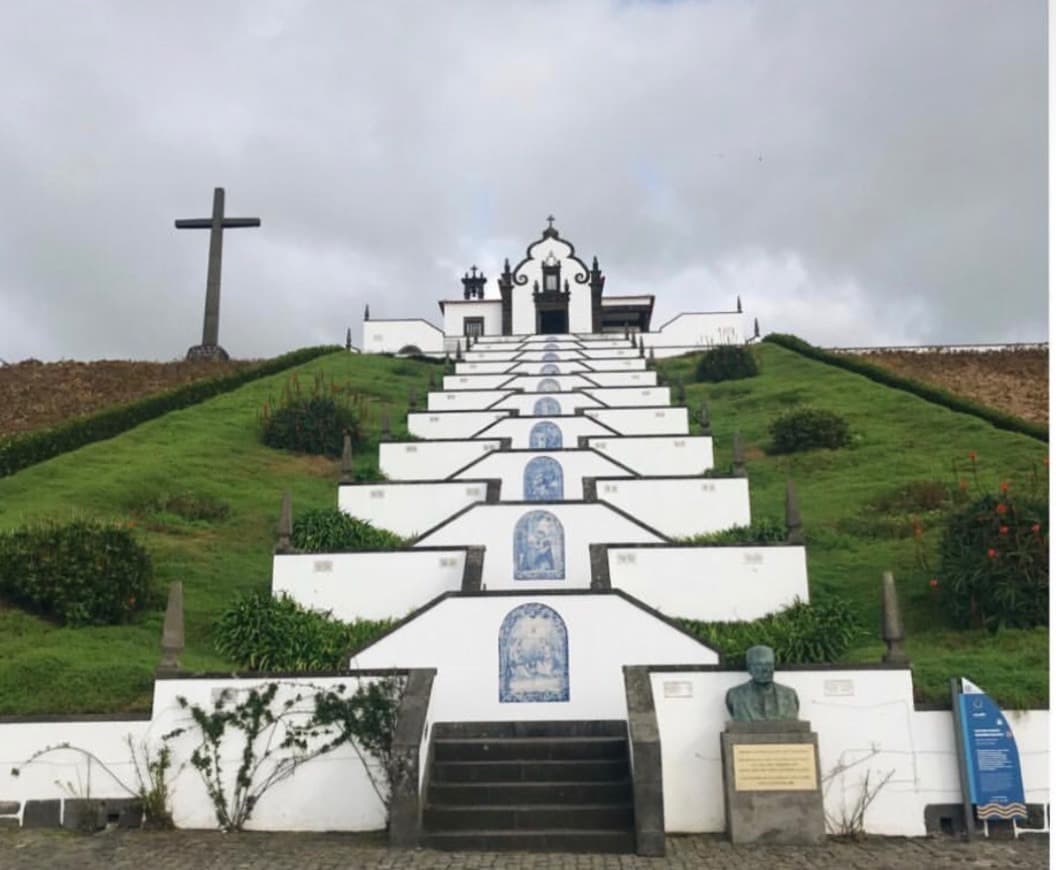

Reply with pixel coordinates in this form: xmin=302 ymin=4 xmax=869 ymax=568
xmin=276 ymin=491 xmax=293 ymax=554
xmin=696 ymin=402 xmax=711 ymax=436
xmin=732 ymin=432 xmax=747 ymax=478
xmin=785 ymin=479 xmax=804 ymax=545
xmin=880 ymin=571 xmax=909 ymax=665
xmin=157 ymin=582 xmax=184 ymax=673
xmin=340 ymin=431 xmax=354 ymax=483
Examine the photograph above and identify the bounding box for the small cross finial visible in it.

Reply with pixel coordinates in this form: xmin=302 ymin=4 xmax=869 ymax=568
xmin=470 ymin=265 xmax=478 ymax=277
xmin=546 ymin=215 xmax=555 ymax=230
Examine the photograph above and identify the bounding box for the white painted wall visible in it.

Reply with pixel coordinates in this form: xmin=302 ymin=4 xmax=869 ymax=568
xmin=584 ymin=407 xmax=689 ymax=436
xmin=406 ymin=410 xmax=511 ymax=440
xmin=379 ymin=440 xmax=502 ymax=480
xmin=581 ymin=357 xmax=648 ymax=371
xmin=509 ymin=350 xmax=587 ymax=362
xmin=493 ymin=374 xmax=598 ymax=391
xmin=606 ymin=545 xmax=808 ymax=619
xmin=426 ymin=390 xmax=512 ymax=411
xmin=454 ymin=361 xmax=515 ymax=374
xmin=587 ymin=437 xmax=714 ymax=477
xmin=414 ymin=503 xmax=665 ymax=586
xmin=0 ymin=719 xmax=152 ymax=825
xmin=471 ymin=415 xmax=619 ymax=448
xmin=272 ymin=550 xmax=466 ymax=620
xmin=507 ymin=361 xmax=589 ymax=375
xmin=596 ymin=478 xmax=750 ymax=535
xmin=584 ymin=371 xmax=658 ymax=387
xmin=352 ymin=595 xmax=717 ymax=722
xmin=650 ymin=668 xmax=1049 ymax=837
xmin=452 ymin=450 xmax=633 ymax=500
xmin=151 ymin=676 xmax=389 ymax=830
xmin=339 ymin=481 xmax=490 ymax=536
xmin=584 ymin=386 xmax=672 ymax=408
xmin=441 ymin=300 xmax=502 ymax=337
xmin=508 ymin=236 xmax=593 ymax=334
xmin=493 ymin=392 xmax=603 ymax=415
xmin=645 ymin=312 xmax=745 ymax=348
xmin=443 ymin=374 xmax=515 ymax=390
xmin=363 ymin=320 xmax=445 ymax=355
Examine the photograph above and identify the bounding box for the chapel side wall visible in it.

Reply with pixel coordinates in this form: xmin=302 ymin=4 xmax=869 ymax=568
xmin=272 ymin=551 xmax=467 ymax=621
xmin=645 ymin=312 xmax=745 ymax=348
xmin=442 ymin=300 xmax=502 ymax=337
xmin=363 ymin=320 xmax=446 ymax=355
xmin=607 ymin=546 xmax=808 ymax=619
xmin=596 ymin=478 xmax=750 ymax=536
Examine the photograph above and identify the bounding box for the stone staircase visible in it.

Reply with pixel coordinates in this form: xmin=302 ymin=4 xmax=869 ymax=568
xmin=422 ymin=720 xmax=636 ymax=853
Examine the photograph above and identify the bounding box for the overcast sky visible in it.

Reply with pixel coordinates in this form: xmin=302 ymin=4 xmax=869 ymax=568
xmin=0 ymin=0 xmax=1047 ymax=361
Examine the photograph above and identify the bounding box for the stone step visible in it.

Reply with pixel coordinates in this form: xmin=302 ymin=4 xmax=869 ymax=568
xmin=423 ymin=803 xmax=634 ymax=832
xmin=432 ymin=720 xmax=626 ymax=740
xmin=432 ymin=736 xmax=628 ymax=763
xmin=422 ymin=829 xmax=636 ymax=854
xmin=431 ymin=758 xmax=630 ymax=783
xmin=428 ymin=779 xmax=633 ymax=806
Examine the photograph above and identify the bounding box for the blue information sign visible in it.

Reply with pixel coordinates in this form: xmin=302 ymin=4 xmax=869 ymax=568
xmin=956 ymin=678 xmax=1026 ymax=821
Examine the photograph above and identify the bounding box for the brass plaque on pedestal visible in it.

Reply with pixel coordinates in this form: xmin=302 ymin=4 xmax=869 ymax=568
xmin=732 ymin=743 xmax=817 ymax=791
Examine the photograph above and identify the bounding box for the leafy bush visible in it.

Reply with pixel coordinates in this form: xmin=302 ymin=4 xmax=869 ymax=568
xmin=937 ymin=491 xmax=1048 ymax=631
xmin=0 ymin=346 xmax=341 ymax=478
xmin=768 ymin=407 xmax=851 ymax=454
xmin=679 ymin=518 xmax=788 ymax=545
xmin=0 ymin=520 xmax=152 ymax=626
xmin=214 ymin=589 xmax=393 ymax=671
xmin=763 ymin=333 xmax=1047 ymax=443
xmin=694 ymin=345 xmax=759 ymax=382
xmin=291 ymin=508 xmax=407 ymax=552
xmin=260 ymin=371 xmax=363 ymax=457
xmin=680 ymin=598 xmax=861 ymax=664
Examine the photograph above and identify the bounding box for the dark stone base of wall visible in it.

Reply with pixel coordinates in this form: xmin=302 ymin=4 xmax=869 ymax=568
xmin=186 ymin=344 xmax=230 ymax=362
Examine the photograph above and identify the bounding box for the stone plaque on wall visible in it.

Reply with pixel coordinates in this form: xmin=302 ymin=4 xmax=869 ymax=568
xmin=732 ymin=743 xmax=817 ymax=791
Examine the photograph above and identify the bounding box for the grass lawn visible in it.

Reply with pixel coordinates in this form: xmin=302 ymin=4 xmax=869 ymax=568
xmin=0 ymin=343 xmax=1046 ymax=714
xmin=0 ymin=351 xmax=439 ymax=715
xmin=660 ymin=341 xmax=1048 ymax=708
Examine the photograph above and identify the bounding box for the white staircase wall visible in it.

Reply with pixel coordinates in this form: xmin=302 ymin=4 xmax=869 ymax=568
xmin=584 ymin=407 xmax=689 ymax=435
xmin=379 ymin=440 xmax=502 ymax=480
xmin=339 ymin=480 xmax=491 ymax=537
xmin=587 ymin=437 xmax=714 ymax=477
xmin=596 ymin=477 xmax=750 ymax=536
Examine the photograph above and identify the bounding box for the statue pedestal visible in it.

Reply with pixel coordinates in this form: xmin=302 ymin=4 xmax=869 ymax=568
xmin=186 ymin=344 xmax=230 ymax=362
xmin=720 ymin=720 xmax=825 ymax=845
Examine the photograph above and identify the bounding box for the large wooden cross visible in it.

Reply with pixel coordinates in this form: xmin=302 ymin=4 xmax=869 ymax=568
xmin=175 ymin=187 xmax=260 ymax=349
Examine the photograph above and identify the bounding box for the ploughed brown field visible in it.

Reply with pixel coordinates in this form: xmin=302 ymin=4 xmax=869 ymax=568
xmin=0 ymin=358 xmax=255 ymax=439
xmin=849 ymin=348 xmax=1048 ymax=425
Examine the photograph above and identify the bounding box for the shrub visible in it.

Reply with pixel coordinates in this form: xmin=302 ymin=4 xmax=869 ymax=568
xmin=214 ymin=589 xmax=393 ymax=671
xmin=0 ymin=520 xmax=152 ymax=626
xmin=680 ymin=598 xmax=861 ymax=664
xmin=0 ymin=346 xmax=341 ymax=479
xmin=261 ymin=393 xmax=359 ymax=457
xmin=291 ymin=508 xmax=407 ymax=552
xmin=679 ymin=518 xmax=788 ymax=545
xmin=768 ymin=407 xmax=851 ymax=454
xmin=130 ymin=491 xmax=231 ymax=523
xmin=937 ymin=491 xmax=1048 ymax=631
xmin=694 ymin=345 xmax=759 ymax=383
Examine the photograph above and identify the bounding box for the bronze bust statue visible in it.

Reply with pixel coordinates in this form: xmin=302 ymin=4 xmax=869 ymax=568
xmin=725 ymin=645 xmax=799 ymax=721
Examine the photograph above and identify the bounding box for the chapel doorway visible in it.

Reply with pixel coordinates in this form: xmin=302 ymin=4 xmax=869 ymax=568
xmin=538 ymin=308 xmax=568 ymax=334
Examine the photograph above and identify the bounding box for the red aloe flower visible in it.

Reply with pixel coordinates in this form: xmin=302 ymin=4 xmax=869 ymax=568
xmin=987 ymin=548 xmax=997 ymax=559
xmin=1032 ymin=523 xmax=1041 ymax=534
xmin=995 ymin=503 xmax=1008 ymax=515
xmin=999 ymin=481 xmax=1010 ymax=493
xmin=999 ymin=526 xmax=1009 ymax=535
xmin=929 ymin=578 xmax=939 ymax=589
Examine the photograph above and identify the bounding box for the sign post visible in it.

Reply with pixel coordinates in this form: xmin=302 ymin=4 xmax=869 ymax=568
xmin=950 ymin=677 xmax=1027 ymax=839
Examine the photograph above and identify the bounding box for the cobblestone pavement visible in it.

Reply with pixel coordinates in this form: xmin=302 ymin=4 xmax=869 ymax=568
xmin=0 ymin=830 xmax=1048 ymax=870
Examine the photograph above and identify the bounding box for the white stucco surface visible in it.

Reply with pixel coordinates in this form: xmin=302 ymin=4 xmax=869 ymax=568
xmin=584 ymin=386 xmax=672 ymax=408
xmin=426 ymin=390 xmax=512 ymax=411
xmin=351 ymin=594 xmax=717 ymax=722
xmin=471 ymin=415 xmax=619 ymax=448
xmin=584 ymin=407 xmax=690 ymax=435
xmin=362 ymin=319 xmax=445 ymax=355
xmin=339 ymin=480 xmax=491 ymax=536
xmin=595 ymin=477 xmax=750 ymax=534
xmin=406 ymin=410 xmax=511 ymax=440
xmin=493 ymin=391 xmax=603 ymax=415
xmin=379 ymin=440 xmax=502 ymax=480
xmin=272 ymin=550 xmax=467 ymax=620
xmin=413 ymin=502 xmax=666 ymax=585
xmin=605 ymin=545 xmax=808 ymax=619
xmin=443 ymin=373 xmax=516 ymax=390
xmin=441 ymin=299 xmax=502 ymax=337
xmin=452 ymin=450 xmax=633 ymax=500
xmin=587 ymin=437 xmax=714 ymax=477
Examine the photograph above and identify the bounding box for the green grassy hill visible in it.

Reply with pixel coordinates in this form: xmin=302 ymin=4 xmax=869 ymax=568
xmin=0 ymin=345 xmax=1047 ymax=714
